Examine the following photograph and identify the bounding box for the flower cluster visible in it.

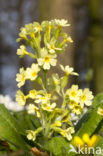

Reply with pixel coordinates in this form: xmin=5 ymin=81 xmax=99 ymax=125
xmin=16 ymin=19 xmax=94 ymax=142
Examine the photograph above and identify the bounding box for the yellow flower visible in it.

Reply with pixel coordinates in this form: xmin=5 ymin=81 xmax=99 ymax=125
xmin=97 ymin=107 xmax=103 ymax=116
xmin=17 ymin=45 xmax=28 ymax=58
xmin=41 ymin=102 xmax=56 ymax=112
xmin=47 ymin=41 xmax=62 ymax=54
xmin=16 ymin=90 xmax=26 ymax=106
xmin=35 ymin=94 xmax=51 ymax=104
xmin=60 ymin=65 xmax=78 ymax=76
xmin=60 ymin=127 xmax=75 ymax=141
xmin=52 ymin=74 xmax=60 ymax=86
xmin=80 ymin=88 xmax=94 ymax=107
xmin=74 ymin=133 xmax=99 ymax=149
xmin=52 ymin=120 xmax=62 ymax=127
xmin=26 ymin=63 xmax=40 ymax=81
xmin=28 ymin=90 xmax=38 ymax=99
xmin=66 ymin=36 xmax=73 ymax=43
xmin=16 ymin=68 xmax=26 ymax=88
xmin=27 ymin=127 xmax=43 ymax=141
xmin=28 ymin=104 xmax=39 ymax=114
xmin=19 ymin=27 xmax=28 ymax=40
xmin=33 ymin=22 xmax=42 ymax=33
xmin=28 ymin=104 xmax=40 ymax=118
xmin=27 ymin=131 xmax=36 ymax=141
xmin=69 ymin=100 xmax=83 ymax=115
xmin=66 ymin=85 xmax=81 ymax=103
xmin=54 ymin=19 xmax=70 ymax=27
xmin=38 ymin=48 xmax=57 ymax=70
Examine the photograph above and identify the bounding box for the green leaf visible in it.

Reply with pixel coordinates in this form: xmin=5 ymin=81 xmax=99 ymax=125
xmin=94 ymin=136 xmax=103 ymax=156
xmin=13 ymin=111 xmax=41 ymax=131
xmin=0 ymin=105 xmax=28 ymax=150
xmin=44 ymin=136 xmax=76 ymax=156
xmin=76 ymin=93 xmax=103 ymax=137
xmin=92 ymin=93 xmax=103 ymax=108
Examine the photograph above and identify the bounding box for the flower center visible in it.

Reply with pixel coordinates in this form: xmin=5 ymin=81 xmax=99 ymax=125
xmin=50 ymin=45 xmax=54 ymax=49
xmin=46 ymin=106 xmax=51 ymax=110
xmin=45 ymin=56 xmax=50 ymax=62
xmin=22 ymin=75 xmax=25 ymax=81
xmin=82 ymin=95 xmax=86 ymax=101
xmin=30 ymin=32 xmax=35 ymax=38
xmin=32 ymin=72 xmax=37 ymax=77
xmin=71 ymin=91 xmax=77 ymax=97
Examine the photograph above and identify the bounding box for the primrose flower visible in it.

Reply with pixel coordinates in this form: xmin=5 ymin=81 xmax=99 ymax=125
xmin=27 ymin=127 xmax=43 ymax=141
xmin=17 ymin=45 xmax=28 ymax=58
xmin=46 ymin=41 xmax=62 ymax=54
xmin=38 ymin=49 xmax=57 ymax=70
xmin=60 ymin=65 xmax=78 ymax=76
xmin=54 ymin=19 xmax=70 ymax=27
xmin=52 ymin=120 xmax=62 ymax=127
xmin=16 ymin=90 xmax=26 ymax=106
xmin=26 ymin=63 xmax=40 ymax=81
xmin=80 ymin=88 xmax=94 ymax=107
xmin=18 ymin=27 xmax=28 ymax=41
xmin=70 ymin=102 xmax=83 ymax=115
xmin=33 ymin=22 xmax=42 ymax=33
xmin=28 ymin=90 xmax=38 ymax=99
xmin=27 ymin=131 xmax=36 ymax=141
xmin=16 ymin=67 xmax=26 ymax=88
xmin=28 ymin=104 xmax=39 ymax=114
xmin=35 ymin=94 xmax=51 ymax=104
xmin=66 ymin=85 xmax=81 ymax=103
xmin=97 ymin=107 xmax=103 ymax=116
xmin=41 ymin=103 xmax=56 ymax=112
xmin=28 ymin=104 xmax=40 ymax=118
xmin=52 ymin=74 xmax=60 ymax=86
xmin=60 ymin=127 xmax=75 ymax=141
xmin=66 ymin=36 xmax=73 ymax=43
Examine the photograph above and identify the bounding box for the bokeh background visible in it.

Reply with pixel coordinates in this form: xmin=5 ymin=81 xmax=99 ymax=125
xmin=0 ymin=0 xmax=103 ymax=99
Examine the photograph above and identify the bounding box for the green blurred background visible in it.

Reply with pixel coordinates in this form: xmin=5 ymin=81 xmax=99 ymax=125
xmin=0 ymin=0 xmax=103 ymax=98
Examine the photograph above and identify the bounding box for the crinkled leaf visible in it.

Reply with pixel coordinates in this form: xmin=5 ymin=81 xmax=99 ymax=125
xmin=44 ymin=136 xmax=76 ymax=156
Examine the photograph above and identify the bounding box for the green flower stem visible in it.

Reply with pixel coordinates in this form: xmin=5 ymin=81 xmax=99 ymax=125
xmin=28 ymin=53 xmax=37 ymax=59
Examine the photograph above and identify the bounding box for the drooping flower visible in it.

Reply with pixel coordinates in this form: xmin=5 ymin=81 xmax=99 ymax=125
xmin=16 ymin=90 xmax=26 ymax=106
xmin=97 ymin=107 xmax=103 ymax=116
xmin=26 ymin=63 xmax=40 ymax=81
xmin=16 ymin=67 xmax=26 ymax=88
xmin=18 ymin=27 xmax=28 ymax=41
xmin=17 ymin=45 xmax=28 ymax=58
xmin=60 ymin=65 xmax=78 ymax=76
xmin=80 ymin=88 xmax=94 ymax=107
xmin=38 ymin=48 xmax=57 ymax=70
xmin=27 ymin=127 xmax=43 ymax=141
xmin=27 ymin=131 xmax=36 ymax=141
xmin=28 ymin=104 xmax=40 ymax=118
xmin=33 ymin=22 xmax=42 ymax=33
xmin=60 ymin=127 xmax=75 ymax=141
